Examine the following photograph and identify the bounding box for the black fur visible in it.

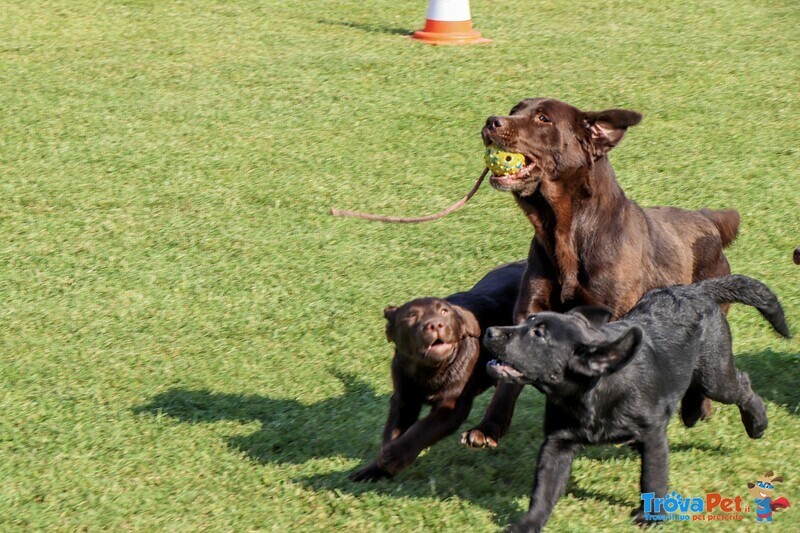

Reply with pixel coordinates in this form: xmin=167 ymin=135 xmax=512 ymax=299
xmin=483 ymin=275 xmax=790 ymax=531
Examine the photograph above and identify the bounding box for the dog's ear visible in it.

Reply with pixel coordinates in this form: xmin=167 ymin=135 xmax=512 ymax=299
xmin=773 ymin=476 xmax=784 ymax=483
xmin=454 ymin=305 xmax=481 ymax=338
xmin=583 ymin=108 xmax=642 ymax=157
xmin=383 ymin=306 xmax=398 ymax=342
xmin=571 ymin=326 xmax=643 ymax=376
xmin=567 ymin=305 xmax=614 ymax=328
xmin=747 ymin=483 xmax=756 ymax=489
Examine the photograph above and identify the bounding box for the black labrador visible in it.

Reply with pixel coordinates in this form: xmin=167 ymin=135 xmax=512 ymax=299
xmin=484 ymin=275 xmax=789 ymax=531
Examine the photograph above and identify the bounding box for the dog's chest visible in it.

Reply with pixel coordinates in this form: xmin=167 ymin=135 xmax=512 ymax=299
xmin=399 ymin=363 xmax=466 ymax=404
xmin=552 ymin=396 xmax=639 ymax=444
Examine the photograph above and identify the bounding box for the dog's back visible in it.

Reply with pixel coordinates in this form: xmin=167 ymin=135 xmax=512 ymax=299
xmin=446 ymin=260 xmax=526 ymax=330
xmin=639 ymin=207 xmax=739 ymax=287
xmin=606 ymin=275 xmax=789 ymax=409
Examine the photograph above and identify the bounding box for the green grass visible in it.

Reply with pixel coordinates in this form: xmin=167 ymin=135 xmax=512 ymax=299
xmin=1 ymin=0 xmax=798 ymax=530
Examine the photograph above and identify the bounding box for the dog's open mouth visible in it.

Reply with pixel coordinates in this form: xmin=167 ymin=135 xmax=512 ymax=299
xmin=424 ymin=338 xmax=454 ymax=356
xmin=487 ymin=359 xmax=526 ymax=381
xmin=489 ymin=156 xmax=539 ymax=190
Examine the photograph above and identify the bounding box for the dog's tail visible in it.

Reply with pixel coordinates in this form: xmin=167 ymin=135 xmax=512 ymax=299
xmin=698 ymin=275 xmax=790 ymax=338
xmin=699 ymin=208 xmax=740 ymax=248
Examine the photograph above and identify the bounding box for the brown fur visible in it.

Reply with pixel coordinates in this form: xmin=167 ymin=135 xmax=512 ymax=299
xmin=462 ymin=98 xmax=739 ymax=449
xmin=350 ymin=261 xmax=525 ymax=481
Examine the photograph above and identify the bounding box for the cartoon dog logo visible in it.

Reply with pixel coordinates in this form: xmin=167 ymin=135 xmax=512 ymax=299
xmin=747 ymin=471 xmax=791 ymax=522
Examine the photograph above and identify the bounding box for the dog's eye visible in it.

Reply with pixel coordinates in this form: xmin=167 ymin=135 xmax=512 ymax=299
xmin=440 ymin=308 xmax=449 ymax=315
xmin=532 ymin=326 xmax=546 ymax=338
xmin=535 ymin=114 xmax=551 ymax=124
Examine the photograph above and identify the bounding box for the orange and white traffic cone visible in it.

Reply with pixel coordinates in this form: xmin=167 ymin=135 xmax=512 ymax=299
xmin=410 ymin=0 xmax=491 ymax=45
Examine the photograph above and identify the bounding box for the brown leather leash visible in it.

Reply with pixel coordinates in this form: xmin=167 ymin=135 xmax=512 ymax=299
xmin=330 ymin=168 xmax=488 ymax=223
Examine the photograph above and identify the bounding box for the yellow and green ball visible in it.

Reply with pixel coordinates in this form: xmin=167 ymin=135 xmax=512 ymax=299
xmin=484 ymin=144 xmax=526 ymax=176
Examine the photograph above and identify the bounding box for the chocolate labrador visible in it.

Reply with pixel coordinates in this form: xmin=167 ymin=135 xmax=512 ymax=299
xmin=463 ymin=98 xmax=740 ymax=449
xmin=350 ymin=261 xmax=525 ymax=481
xmin=484 ymin=275 xmax=789 ymax=531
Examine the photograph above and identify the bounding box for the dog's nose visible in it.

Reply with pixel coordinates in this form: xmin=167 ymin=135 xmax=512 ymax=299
xmin=485 ymin=116 xmax=505 ymax=130
xmin=425 ymin=321 xmax=445 ymax=331
xmin=485 ymin=327 xmax=500 ymax=339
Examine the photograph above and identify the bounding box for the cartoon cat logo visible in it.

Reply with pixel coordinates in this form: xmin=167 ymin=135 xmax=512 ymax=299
xmin=747 ymin=471 xmax=791 ymax=523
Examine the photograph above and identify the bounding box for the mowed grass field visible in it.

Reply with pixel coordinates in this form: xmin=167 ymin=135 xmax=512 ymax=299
xmin=2 ymin=0 xmax=799 ymax=530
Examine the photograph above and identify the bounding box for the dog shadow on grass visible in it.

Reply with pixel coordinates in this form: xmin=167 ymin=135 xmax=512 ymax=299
xmin=133 ymin=369 xmax=708 ymax=523
xmin=134 ymin=371 xmax=389 ymax=467
xmin=134 ymin=350 xmax=796 ymax=527
xmin=134 ymin=370 xmax=546 ymax=524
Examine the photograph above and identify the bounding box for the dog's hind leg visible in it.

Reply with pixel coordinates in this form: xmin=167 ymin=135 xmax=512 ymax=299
xmin=691 ymin=251 xmax=734 ymax=422
xmin=734 ymin=372 xmax=768 ymax=439
xmin=697 ymin=345 xmax=767 ymax=439
xmin=702 ymin=368 xmax=767 ymax=439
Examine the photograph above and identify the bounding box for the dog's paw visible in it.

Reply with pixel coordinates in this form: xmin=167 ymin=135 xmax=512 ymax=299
xmin=631 ymin=507 xmax=658 ymax=528
xmin=349 ymin=462 xmax=392 ymax=482
xmin=504 ymin=518 xmax=539 ymax=533
xmin=460 ymin=428 xmax=498 ymax=449
xmin=740 ymin=393 xmax=768 ymax=439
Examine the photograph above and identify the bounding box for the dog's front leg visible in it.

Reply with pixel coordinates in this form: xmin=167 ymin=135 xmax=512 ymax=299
xmin=509 ymin=436 xmax=578 ymax=533
xmin=539 ymin=181 xmax=580 ymax=303
xmin=381 ymin=392 xmax=422 ymax=445
xmin=553 ymin=215 xmax=579 ymax=303
xmin=350 ymin=392 xmax=422 ymax=482
xmin=462 ymin=259 xmax=554 ymax=449
xmin=514 ymin=245 xmax=557 ymax=324
xmin=352 ymin=396 xmax=473 ymax=481
xmin=633 ymin=430 xmax=669 ymax=525
xmin=378 ymin=396 xmax=474 ymax=474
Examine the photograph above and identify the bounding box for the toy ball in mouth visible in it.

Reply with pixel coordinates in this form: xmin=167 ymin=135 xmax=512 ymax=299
xmin=484 ymin=144 xmax=526 ymax=176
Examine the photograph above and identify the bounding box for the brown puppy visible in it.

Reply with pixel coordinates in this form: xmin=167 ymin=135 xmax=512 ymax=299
xmin=350 ymin=261 xmax=525 ymax=481
xmin=462 ymin=98 xmax=739 ymax=449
